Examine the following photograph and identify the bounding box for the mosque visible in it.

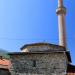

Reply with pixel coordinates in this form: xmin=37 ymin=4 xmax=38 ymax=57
xmin=0 ymin=0 xmax=75 ymax=75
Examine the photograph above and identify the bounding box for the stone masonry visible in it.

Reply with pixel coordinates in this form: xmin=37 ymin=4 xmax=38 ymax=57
xmin=9 ymin=52 xmax=67 ymax=75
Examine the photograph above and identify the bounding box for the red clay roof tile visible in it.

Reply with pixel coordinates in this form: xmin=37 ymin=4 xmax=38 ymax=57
xmin=0 ymin=59 xmax=11 ymax=69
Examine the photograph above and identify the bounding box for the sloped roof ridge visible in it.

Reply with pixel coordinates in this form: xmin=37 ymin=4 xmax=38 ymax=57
xmin=20 ymin=42 xmax=66 ymax=50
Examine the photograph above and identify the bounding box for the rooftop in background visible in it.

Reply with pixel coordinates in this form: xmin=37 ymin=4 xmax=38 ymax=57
xmin=0 ymin=59 xmax=11 ymax=69
xmin=67 ymin=64 xmax=75 ymax=75
xmin=0 ymin=49 xmax=11 ymax=69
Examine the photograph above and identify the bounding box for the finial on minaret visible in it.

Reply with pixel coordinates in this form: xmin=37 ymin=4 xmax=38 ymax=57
xmin=56 ymin=0 xmax=67 ymax=48
xmin=58 ymin=0 xmax=63 ymax=7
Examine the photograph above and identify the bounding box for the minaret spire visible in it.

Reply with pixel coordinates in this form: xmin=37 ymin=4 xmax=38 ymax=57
xmin=58 ymin=0 xmax=63 ymax=7
xmin=56 ymin=0 xmax=66 ymax=48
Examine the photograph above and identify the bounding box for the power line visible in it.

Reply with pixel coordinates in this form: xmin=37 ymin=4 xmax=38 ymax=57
xmin=0 ymin=37 xmax=74 ymax=40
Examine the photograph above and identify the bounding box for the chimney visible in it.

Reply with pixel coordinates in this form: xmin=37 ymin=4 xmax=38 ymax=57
xmin=56 ymin=0 xmax=66 ymax=48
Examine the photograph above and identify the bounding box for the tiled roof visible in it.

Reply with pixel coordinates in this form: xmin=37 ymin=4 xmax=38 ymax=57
xmin=67 ymin=64 xmax=75 ymax=72
xmin=67 ymin=73 xmax=75 ymax=75
xmin=0 ymin=59 xmax=11 ymax=69
xmin=67 ymin=64 xmax=75 ymax=75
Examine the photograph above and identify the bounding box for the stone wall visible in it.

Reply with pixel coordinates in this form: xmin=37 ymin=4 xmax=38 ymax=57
xmin=9 ymin=52 xmax=67 ymax=75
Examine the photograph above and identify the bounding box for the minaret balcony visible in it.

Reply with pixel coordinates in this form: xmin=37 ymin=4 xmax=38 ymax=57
xmin=56 ymin=7 xmax=66 ymax=15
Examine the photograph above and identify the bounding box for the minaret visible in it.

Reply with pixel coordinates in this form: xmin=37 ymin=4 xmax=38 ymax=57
xmin=56 ymin=0 xmax=66 ymax=48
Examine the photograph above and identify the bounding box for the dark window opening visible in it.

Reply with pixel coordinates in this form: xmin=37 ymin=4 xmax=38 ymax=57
xmin=33 ymin=60 xmax=36 ymax=67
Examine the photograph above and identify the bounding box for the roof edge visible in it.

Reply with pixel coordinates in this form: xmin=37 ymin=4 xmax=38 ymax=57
xmin=20 ymin=42 xmax=66 ymax=50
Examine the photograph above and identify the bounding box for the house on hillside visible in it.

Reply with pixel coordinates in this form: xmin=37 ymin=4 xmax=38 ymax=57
xmin=0 ymin=50 xmax=11 ymax=75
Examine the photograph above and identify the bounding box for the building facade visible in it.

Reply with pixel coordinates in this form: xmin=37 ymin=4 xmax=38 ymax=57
xmin=8 ymin=43 xmax=71 ymax=75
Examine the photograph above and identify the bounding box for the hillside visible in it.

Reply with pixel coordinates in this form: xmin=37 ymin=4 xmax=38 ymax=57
xmin=0 ymin=49 xmax=10 ymax=59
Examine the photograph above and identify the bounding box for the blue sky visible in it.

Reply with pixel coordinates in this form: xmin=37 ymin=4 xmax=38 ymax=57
xmin=0 ymin=0 xmax=75 ymax=64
